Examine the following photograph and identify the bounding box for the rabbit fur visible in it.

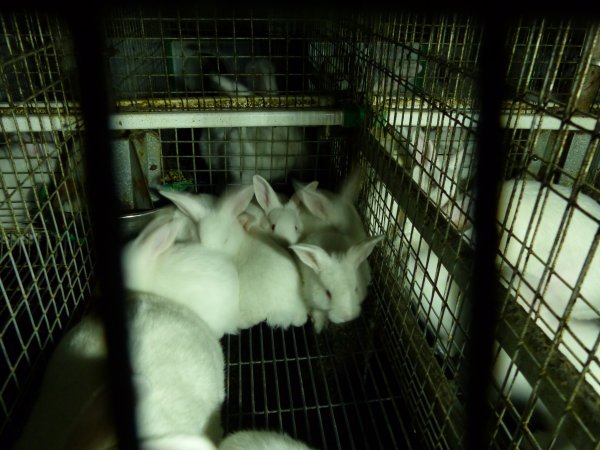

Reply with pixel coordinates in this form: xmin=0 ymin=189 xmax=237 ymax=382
xmin=160 ymin=186 xmax=308 ymax=330
xmin=121 ymin=213 xmax=240 ymax=337
xmin=12 ymin=292 xmax=225 ymax=450
xmin=219 ymin=430 xmax=315 ymax=450
xmin=290 ymin=231 xmax=383 ymax=332
xmin=251 ymin=174 xmax=319 ymax=245
xmin=293 ymin=167 xmax=368 ymax=243
xmin=199 ymin=59 xmax=306 ymax=184
xmin=400 ymin=126 xmax=600 ymax=430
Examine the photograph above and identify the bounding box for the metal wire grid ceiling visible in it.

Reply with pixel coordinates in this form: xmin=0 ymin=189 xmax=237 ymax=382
xmin=0 ymin=13 xmax=92 ymax=445
xmin=358 ymin=13 xmax=600 ymax=450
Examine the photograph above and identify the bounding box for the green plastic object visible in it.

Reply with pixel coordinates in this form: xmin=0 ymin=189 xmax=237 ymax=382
xmin=343 ymin=106 xmax=367 ymax=128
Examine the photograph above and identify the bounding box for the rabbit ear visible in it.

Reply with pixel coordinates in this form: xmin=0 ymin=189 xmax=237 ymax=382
xmin=159 ymin=190 xmax=212 ymax=222
xmin=290 ymin=180 xmax=318 ymax=206
xmin=141 ymin=435 xmax=217 ymax=450
xmin=446 ymin=147 xmax=471 ymax=183
xmin=253 ymin=175 xmax=283 ymax=213
xmin=238 ymin=211 xmax=258 ymax=231
xmin=208 ymin=74 xmax=253 ymax=96
xmin=442 ymin=192 xmax=473 ymax=231
xmin=135 ymin=218 xmax=180 ymax=259
xmin=347 ymin=235 xmax=384 ymax=268
xmin=401 ymin=128 xmax=434 ymax=169
xmin=295 ymin=188 xmax=333 ymax=221
xmin=221 ymin=184 xmax=255 ymax=217
xmin=340 ymin=166 xmax=365 ymax=203
xmin=289 ymin=243 xmax=332 ymax=273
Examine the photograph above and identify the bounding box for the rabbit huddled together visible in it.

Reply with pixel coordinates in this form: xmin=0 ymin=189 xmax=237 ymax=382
xmin=13 ymin=169 xmax=381 ymax=450
xmin=392 ymin=125 xmax=600 ymax=437
xmin=155 ymin=169 xmax=383 ymax=333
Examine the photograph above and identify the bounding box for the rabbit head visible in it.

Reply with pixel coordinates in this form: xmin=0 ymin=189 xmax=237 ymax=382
xmin=252 ymin=174 xmax=318 ymax=245
xmin=160 ymin=186 xmax=255 ymax=257
xmin=401 ymin=127 xmax=472 ymax=212
xmin=244 ymin=58 xmax=278 ymax=94
xmin=293 ymin=180 xmax=366 ymax=242
xmin=290 ymin=234 xmax=384 ymax=328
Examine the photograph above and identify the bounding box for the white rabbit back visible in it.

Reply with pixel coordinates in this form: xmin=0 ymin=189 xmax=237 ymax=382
xmin=219 ymin=430 xmax=315 ymax=450
xmin=121 ymin=217 xmax=240 ymax=337
xmin=498 ymin=179 xmax=600 ymax=320
xmin=164 ymin=184 xmax=307 ymax=330
xmin=128 ymin=293 xmax=225 ymax=443
xmin=226 ymin=126 xmax=306 ymax=185
xmin=204 ymin=67 xmax=306 ymax=184
xmin=12 ymin=292 xmax=225 ymax=450
xmin=235 ymin=232 xmax=307 ymax=329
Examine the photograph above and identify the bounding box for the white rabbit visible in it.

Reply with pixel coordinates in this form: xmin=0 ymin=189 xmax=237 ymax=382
xmin=388 ymin=128 xmax=474 ymax=357
xmin=0 ymin=132 xmax=59 ymax=230
xmin=141 ymin=434 xmax=217 ymax=450
xmin=121 ymin=214 xmax=240 ymax=337
xmin=497 ymin=178 xmax=600 ymax=320
xmin=400 ymin=126 xmax=474 ymax=211
xmin=290 ymin=231 xmax=384 ymax=332
xmin=525 ymin=301 xmax=600 ymax=395
xmin=292 ymin=167 xmax=368 ymax=243
xmin=200 ymin=60 xmax=307 ymax=184
xmin=13 ymin=292 xmax=225 ymax=450
xmin=252 ymin=174 xmax=319 ymax=245
xmin=161 ymin=186 xmax=308 ymax=330
xmin=219 ymin=430 xmax=315 ymax=450
xmin=401 ymin=219 xmax=468 ymax=357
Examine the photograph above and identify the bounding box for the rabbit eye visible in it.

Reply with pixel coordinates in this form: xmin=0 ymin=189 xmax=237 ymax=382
xmin=271 ymin=224 xmax=276 ymax=231
xmin=325 ymin=290 xmax=332 ymax=300
xmin=294 ymin=225 xmax=298 ymax=231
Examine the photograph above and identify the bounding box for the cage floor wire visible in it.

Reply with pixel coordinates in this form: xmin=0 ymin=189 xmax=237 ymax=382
xmin=222 ymin=320 xmax=420 ymax=450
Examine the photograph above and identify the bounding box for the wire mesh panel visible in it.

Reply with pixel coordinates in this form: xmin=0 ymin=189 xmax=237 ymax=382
xmin=3 ymin=7 xmax=600 ymax=450
xmin=356 ymin=12 xmax=600 ymax=450
xmin=0 ymin=11 xmax=92 ymax=448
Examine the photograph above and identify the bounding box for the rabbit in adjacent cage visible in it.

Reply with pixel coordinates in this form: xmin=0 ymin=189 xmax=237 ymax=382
xmin=395 ymin=123 xmax=600 ymax=441
xmin=199 ymin=58 xmax=307 ymax=185
xmin=12 ymin=292 xmax=225 ymax=450
xmin=0 ymin=132 xmax=59 ymax=231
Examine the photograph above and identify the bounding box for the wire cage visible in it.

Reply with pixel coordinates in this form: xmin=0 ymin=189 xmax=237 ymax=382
xmin=1 ymin=7 xmax=600 ymax=450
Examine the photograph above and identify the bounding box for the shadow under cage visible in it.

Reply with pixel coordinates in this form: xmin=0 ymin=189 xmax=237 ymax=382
xmin=1 ymin=7 xmax=600 ymax=450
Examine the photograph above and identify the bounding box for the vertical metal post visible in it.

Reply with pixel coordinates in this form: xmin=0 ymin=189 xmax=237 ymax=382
xmin=66 ymin=7 xmax=139 ymax=450
xmin=463 ymin=14 xmax=507 ymax=450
